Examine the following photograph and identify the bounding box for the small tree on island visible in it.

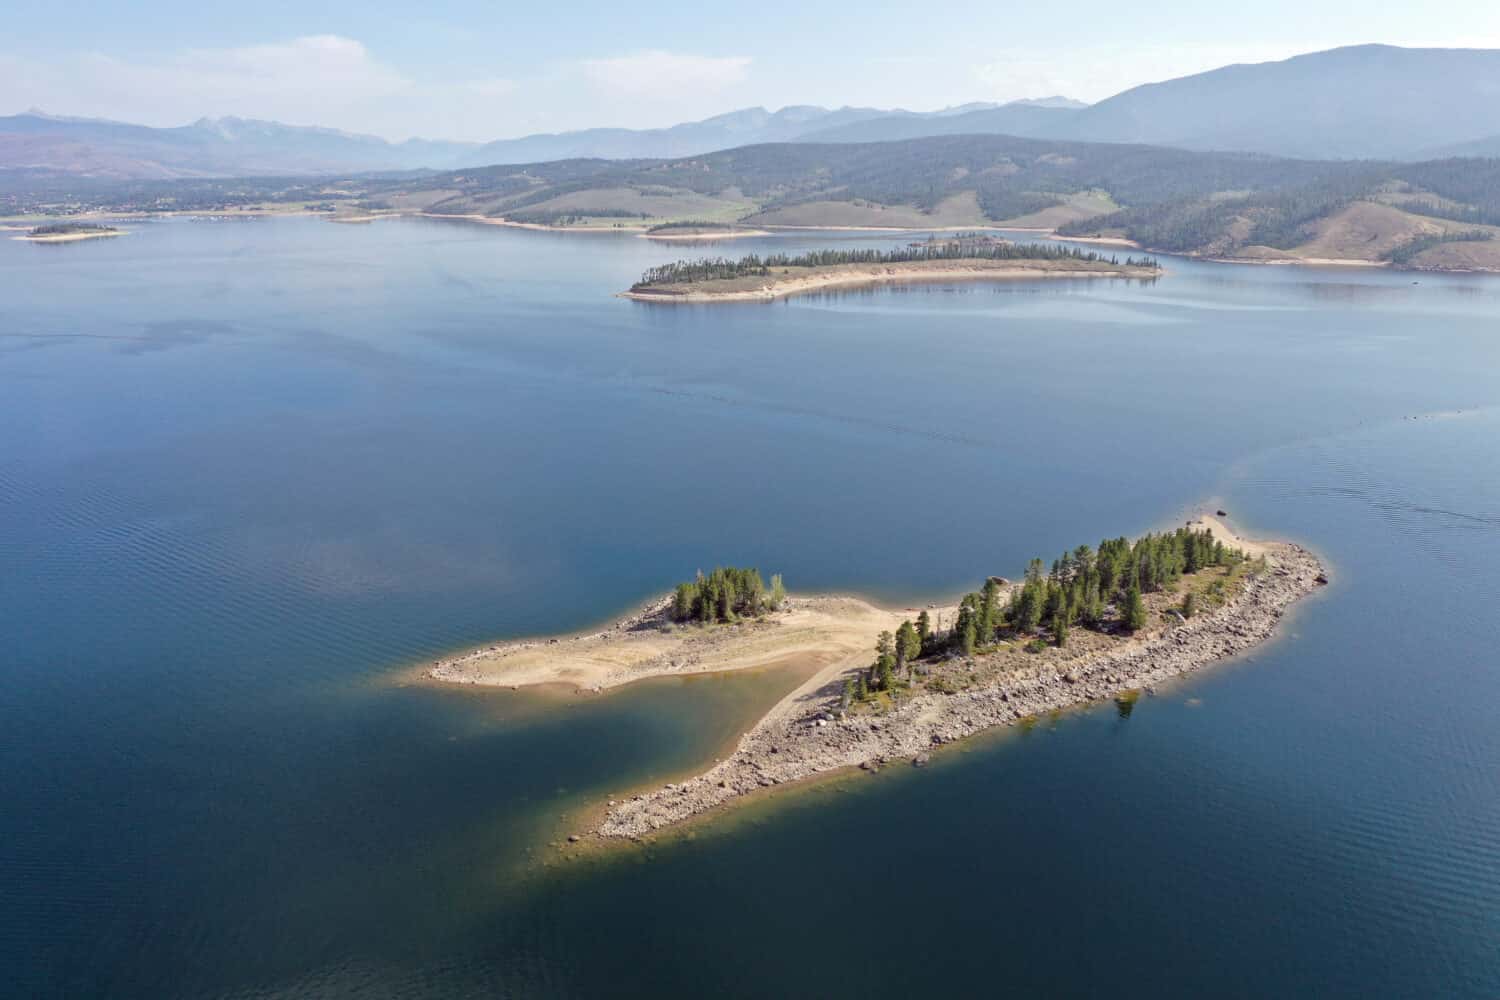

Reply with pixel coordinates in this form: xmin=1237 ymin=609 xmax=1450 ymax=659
xmin=1124 ymin=584 xmax=1148 ymax=632
xmin=896 ymin=620 xmax=921 ymax=675
xmin=960 ymin=618 xmax=977 ymax=656
xmin=872 ymin=631 xmax=896 ymax=689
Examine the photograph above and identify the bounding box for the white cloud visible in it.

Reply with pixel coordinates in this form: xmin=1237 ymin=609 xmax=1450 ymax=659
xmin=463 ymin=77 xmax=519 ymax=98
xmin=0 ymin=38 xmax=757 ymax=139
xmin=579 ymin=50 xmax=751 ymax=99
xmin=1 ymin=35 xmax=416 ymax=132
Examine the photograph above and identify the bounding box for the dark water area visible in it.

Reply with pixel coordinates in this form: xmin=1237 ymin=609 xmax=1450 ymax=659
xmin=2 ymin=216 xmax=1497 ymax=997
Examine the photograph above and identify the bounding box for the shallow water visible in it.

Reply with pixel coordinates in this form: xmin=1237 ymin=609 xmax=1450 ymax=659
xmin=2 ymin=216 xmax=1498 ymax=997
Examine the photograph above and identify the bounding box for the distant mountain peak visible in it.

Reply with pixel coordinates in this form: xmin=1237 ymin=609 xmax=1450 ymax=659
xmin=1004 ymin=96 xmax=1089 ymax=110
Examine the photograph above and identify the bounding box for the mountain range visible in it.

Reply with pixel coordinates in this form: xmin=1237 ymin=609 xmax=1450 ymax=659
xmin=3 ymin=45 xmax=1500 ymax=180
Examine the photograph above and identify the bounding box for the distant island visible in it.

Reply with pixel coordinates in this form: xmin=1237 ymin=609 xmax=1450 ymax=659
xmin=15 ymin=222 xmax=122 ymax=243
xmin=641 ymin=221 xmax=772 ymax=241
xmin=624 ymin=239 xmax=1161 ymax=302
xmin=424 ymin=517 xmax=1326 ymax=841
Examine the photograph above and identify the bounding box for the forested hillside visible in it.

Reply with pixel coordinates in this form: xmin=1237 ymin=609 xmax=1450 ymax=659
xmin=8 ymin=130 xmax=1500 ymax=270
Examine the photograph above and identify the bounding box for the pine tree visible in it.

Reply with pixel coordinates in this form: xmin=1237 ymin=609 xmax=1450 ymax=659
xmin=916 ymin=610 xmax=931 ymax=647
xmin=1053 ymin=612 xmax=1068 ymax=647
xmin=872 ymin=631 xmax=896 ymax=689
xmin=961 ymin=618 xmax=977 ymax=656
xmin=1125 ymin=584 xmax=1148 ymax=631
xmin=896 ymin=620 xmax=920 ymax=673
xmin=768 ymin=573 xmax=786 ymax=610
xmin=979 ymin=578 xmax=999 ymax=642
xmin=1182 ymin=591 xmax=1197 ymax=619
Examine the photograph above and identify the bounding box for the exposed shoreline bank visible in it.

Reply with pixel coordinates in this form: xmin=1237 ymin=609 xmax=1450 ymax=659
xmin=639 ymin=228 xmax=773 ymax=241
xmin=426 ymin=593 xmax=935 ymax=695
xmin=11 ymin=229 xmax=123 ymax=243
xmin=13 ymin=209 xmax=1488 ymax=274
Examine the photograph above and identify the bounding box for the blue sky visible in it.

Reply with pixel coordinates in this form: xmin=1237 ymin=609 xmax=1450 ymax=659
xmin=4 ymin=0 xmax=1499 ymax=140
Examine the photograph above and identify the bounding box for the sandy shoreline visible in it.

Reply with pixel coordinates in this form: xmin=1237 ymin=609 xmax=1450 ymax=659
xmin=427 ymin=594 xmax=940 ymax=694
xmin=623 ymin=261 xmax=1156 ymax=303
xmin=1053 ymin=233 xmax=1142 ymax=248
xmin=11 ymin=229 xmax=123 ymax=243
xmin=639 ymin=229 xmax=772 ymax=241
xmin=1205 ymin=253 xmax=1390 ymax=269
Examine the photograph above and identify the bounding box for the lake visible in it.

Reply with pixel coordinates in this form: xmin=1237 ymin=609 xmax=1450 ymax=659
xmin=2 ymin=215 xmax=1498 ymax=997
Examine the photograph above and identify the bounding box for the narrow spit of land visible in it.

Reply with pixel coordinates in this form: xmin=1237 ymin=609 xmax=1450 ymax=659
xmin=622 ymin=236 xmax=1160 ymax=302
xmin=426 ymin=517 xmax=1325 ymax=839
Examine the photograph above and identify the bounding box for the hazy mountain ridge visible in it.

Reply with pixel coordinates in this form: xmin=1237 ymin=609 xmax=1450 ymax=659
xmin=5 ymin=44 xmax=1500 ymax=180
xmin=1053 ymin=44 xmax=1500 ymax=159
xmin=0 ymin=102 xmax=1032 ymax=179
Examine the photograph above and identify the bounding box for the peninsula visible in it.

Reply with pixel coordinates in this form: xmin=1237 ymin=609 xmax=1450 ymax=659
xmin=623 ymin=239 xmax=1160 ymax=302
xmin=14 ymin=222 xmax=122 ymax=243
xmin=426 ymin=517 xmax=1325 ymax=839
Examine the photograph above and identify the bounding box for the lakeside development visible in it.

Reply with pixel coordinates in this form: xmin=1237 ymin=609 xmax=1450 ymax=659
xmin=426 ymin=517 xmax=1325 ymax=839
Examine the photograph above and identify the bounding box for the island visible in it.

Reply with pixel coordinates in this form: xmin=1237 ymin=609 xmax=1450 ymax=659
xmin=15 ymin=222 xmax=123 ymax=243
xmin=640 ymin=221 xmax=773 ymax=241
xmin=622 ymin=239 xmax=1160 ymax=302
xmin=425 ymin=516 xmax=1325 ymax=840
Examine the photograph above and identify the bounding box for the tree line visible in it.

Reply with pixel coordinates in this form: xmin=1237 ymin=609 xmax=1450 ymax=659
xmin=848 ymin=527 xmax=1245 ymax=704
xmin=1381 ymin=229 xmax=1494 ymax=264
xmin=634 ymin=243 xmax=1157 ymax=288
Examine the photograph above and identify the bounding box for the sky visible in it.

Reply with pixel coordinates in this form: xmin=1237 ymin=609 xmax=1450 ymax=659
xmin=4 ymin=0 xmax=1500 ymax=142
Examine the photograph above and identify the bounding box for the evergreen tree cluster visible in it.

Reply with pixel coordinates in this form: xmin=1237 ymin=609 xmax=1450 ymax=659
xmin=948 ymin=527 xmax=1240 ymax=655
xmin=670 ymin=567 xmax=782 ymax=624
xmin=842 ymin=527 xmax=1248 ymax=712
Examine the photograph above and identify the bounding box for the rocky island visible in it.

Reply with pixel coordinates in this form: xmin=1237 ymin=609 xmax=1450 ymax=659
xmin=426 ymin=517 xmax=1325 ymax=840
xmin=623 ymin=237 xmax=1160 ymax=302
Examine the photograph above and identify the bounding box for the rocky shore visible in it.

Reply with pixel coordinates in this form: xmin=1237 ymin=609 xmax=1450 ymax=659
xmin=597 ymin=540 xmax=1325 ymax=839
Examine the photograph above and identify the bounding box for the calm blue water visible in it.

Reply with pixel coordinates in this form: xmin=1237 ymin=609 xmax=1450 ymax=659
xmin=2 ymin=216 xmax=1498 ymax=997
